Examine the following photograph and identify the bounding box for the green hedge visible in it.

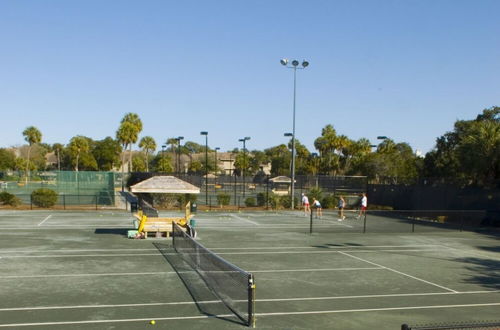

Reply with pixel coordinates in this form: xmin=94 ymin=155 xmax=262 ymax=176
xmin=217 ymin=193 xmax=231 ymax=206
xmin=31 ymin=188 xmax=58 ymax=208
xmin=245 ymin=197 xmax=257 ymax=207
xmin=0 ymin=191 xmax=21 ymax=207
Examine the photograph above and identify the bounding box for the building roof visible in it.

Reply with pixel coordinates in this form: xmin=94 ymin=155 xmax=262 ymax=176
xmin=269 ymin=176 xmax=293 ymax=183
xmin=130 ymin=176 xmax=200 ymax=194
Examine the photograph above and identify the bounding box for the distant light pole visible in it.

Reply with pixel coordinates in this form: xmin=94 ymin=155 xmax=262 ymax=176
xmin=239 ymin=137 xmax=250 ymax=197
xmin=161 ymin=145 xmax=166 ymax=172
xmin=214 ymin=147 xmax=220 ymax=186
xmin=200 ymin=131 xmax=208 ymax=205
xmin=176 ymin=136 xmax=184 ymax=175
xmin=280 ymin=58 xmax=309 ymax=210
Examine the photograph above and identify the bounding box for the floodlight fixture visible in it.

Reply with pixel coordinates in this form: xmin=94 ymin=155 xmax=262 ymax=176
xmin=292 ymin=60 xmax=299 ymax=67
xmin=200 ymin=131 xmax=208 ymax=136
xmin=280 ymin=58 xmax=288 ymax=66
xmin=284 ymin=133 xmax=293 ymax=137
xmin=377 ymin=136 xmax=388 ymax=140
xmin=302 ymin=60 xmax=309 ymax=68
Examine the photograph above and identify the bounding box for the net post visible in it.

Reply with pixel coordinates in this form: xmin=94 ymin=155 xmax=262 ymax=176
xmin=172 ymin=221 xmax=175 ymax=247
xmin=30 ymin=194 xmax=33 ymax=210
xmin=248 ymin=275 xmax=256 ymax=327
xmin=401 ymin=324 xmax=410 ymax=330
xmin=63 ymin=195 xmax=66 ymax=210
xmin=95 ymin=194 xmax=98 ymax=210
xmin=309 ymin=207 xmax=313 ymax=234
xmin=363 ymin=212 xmax=367 ymax=233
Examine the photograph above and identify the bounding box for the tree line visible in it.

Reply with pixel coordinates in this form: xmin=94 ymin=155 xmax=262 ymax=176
xmin=0 ymin=107 xmax=498 ymax=186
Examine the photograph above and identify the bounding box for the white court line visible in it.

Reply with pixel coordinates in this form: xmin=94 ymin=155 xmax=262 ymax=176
xmin=1 ymin=290 xmax=498 ymax=312
xmin=37 ymin=215 xmax=52 ymax=226
xmin=1 ymin=303 xmax=499 ymax=327
xmin=0 ymin=245 xmax=442 ymax=253
xmin=0 ymin=225 xmax=130 ymax=229
xmin=230 ymin=214 xmax=259 ymax=225
xmin=0 ymin=249 xmax=446 ymax=258
xmin=338 ymin=251 xmax=458 ymax=293
xmin=255 ymin=302 xmax=500 ymax=316
xmin=0 ymin=267 xmax=383 ymax=279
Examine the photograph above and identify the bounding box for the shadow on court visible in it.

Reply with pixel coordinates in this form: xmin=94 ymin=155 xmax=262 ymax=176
xmin=153 ymin=242 xmax=246 ymax=326
xmin=94 ymin=228 xmax=128 ymax=235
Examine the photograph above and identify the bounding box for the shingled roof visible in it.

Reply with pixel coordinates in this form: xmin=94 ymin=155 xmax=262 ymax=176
xmin=130 ymin=176 xmax=200 ymax=194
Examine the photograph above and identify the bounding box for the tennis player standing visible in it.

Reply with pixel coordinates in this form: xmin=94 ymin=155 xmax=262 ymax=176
xmin=357 ymin=193 xmax=367 ymax=218
xmin=301 ymin=193 xmax=310 ymax=216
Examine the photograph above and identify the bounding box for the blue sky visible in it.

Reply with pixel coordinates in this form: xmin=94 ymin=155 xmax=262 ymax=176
xmin=1 ymin=0 xmax=498 ymax=154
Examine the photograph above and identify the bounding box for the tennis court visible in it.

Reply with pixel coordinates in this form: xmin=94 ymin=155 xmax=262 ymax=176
xmin=0 ymin=209 xmax=499 ymax=329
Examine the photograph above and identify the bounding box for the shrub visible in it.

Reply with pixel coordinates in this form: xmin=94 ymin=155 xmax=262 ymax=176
xmin=308 ymin=187 xmax=323 ymax=201
xmin=268 ymin=194 xmax=281 ymax=210
xmin=176 ymin=194 xmax=197 ymax=208
xmin=217 ymin=193 xmax=231 ymax=206
xmin=280 ymin=195 xmax=299 ymax=209
xmin=321 ymin=194 xmax=337 ymax=209
xmin=0 ymin=191 xmax=21 ymax=207
xmin=31 ymin=188 xmax=58 ymax=208
xmin=152 ymin=194 xmax=178 ymax=208
xmin=245 ymin=197 xmax=257 ymax=207
xmin=256 ymin=192 xmax=267 ymax=207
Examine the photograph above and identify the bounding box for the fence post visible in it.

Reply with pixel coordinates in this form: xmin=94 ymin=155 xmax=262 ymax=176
xmin=266 ymin=175 xmax=269 ymax=210
xmin=234 ymin=175 xmax=237 ymax=207
xmin=459 ymin=211 xmax=464 ymax=232
xmin=309 ymin=208 xmax=313 ymax=234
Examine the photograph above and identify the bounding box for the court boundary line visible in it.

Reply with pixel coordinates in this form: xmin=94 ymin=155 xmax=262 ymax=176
xmin=1 ymin=302 xmax=499 ymax=328
xmin=230 ymin=214 xmax=260 ymax=225
xmin=0 ymin=244 xmax=443 ymax=254
xmin=0 ymin=248 xmax=446 ymax=258
xmin=0 ymin=267 xmax=383 ymax=279
xmin=37 ymin=215 xmax=52 ymax=226
xmin=338 ymin=251 xmax=458 ymax=293
xmin=1 ymin=290 xmax=498 ymax=312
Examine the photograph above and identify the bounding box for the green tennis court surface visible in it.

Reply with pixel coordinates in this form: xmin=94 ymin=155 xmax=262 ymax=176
xmin=0 ymin=210 xmax=498 ymax=329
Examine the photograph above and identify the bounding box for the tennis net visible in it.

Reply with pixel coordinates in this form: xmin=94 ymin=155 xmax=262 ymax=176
xmin=172 ymin=222 xmax=256 ymax=327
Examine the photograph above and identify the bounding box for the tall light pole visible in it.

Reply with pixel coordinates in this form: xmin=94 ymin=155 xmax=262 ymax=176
xmin=176 ymin=136 xmax=184 ymax=175
xmin=200 ymin=131 xmax=208 ymax=205
xmin=238 ymin=137 xmax=250 ymax=197
xmin=284 ymin=132 xmax=293 ymax=177
xmin=281 ymin=58 xmax=309 ymax=210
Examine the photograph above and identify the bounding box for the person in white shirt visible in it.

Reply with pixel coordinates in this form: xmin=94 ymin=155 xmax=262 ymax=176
xmin=301 ymin=193 xmax=310 ymax=216
xmin=357 ymin=193 xmax=367 ymax=218
xmin=338 ymin=196 xmax=346 ymax=221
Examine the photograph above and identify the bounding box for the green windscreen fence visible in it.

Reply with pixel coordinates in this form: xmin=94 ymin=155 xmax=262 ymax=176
xmin=0 ymin=171 xmax=118 ymax=205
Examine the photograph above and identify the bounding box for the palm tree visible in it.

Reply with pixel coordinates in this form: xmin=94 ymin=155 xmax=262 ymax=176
xmin=68 ymin=136 xmax=89 ymax=171
xmin=118 ymin=113 xmax=143 ymax=172
xmin=138 ymin=136 xmax=156 ymax=172
xmin=52 ymin=143 xmax=63 ymax=171
xmin=22 ymin=126 xmax=42 ymax=183
xmin=116 ymin=121 xmax=136 ymax=188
